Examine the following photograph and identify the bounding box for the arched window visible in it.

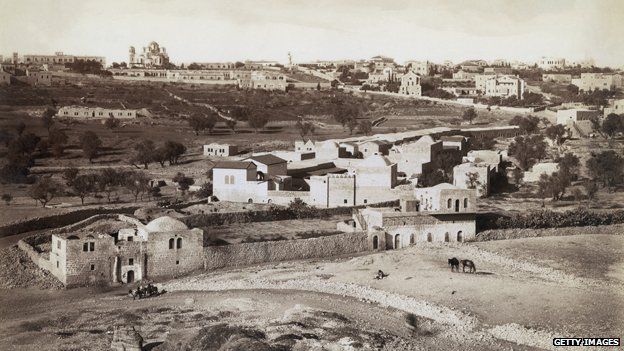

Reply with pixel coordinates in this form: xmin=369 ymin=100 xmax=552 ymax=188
xmin=455 ymin=199 xmax=460 ymax=212
xmin=464 ymin=198 xmax=468 ymax=208
xmin=177 ymin=238 xmax=182 ymax=249
xmin=457 ymin=231 xmax=463 ymax=242
xmin=427 ymin=233 xmax=432 ymax=242
xmin=444 ymin=232 xmax=450 ymax=242
xmin=229 ymin=175 xmax=235 ymax=184
xmin=394 ymin=234 xmax=401 ymax=249
xmin=372 ymin=235 xmax=379 ymax=250
xmin=447 ymin=199 xmax=452 ymax=208
xmin=224 ymin=175 xmax=229 ymax=184
xmin=169 ymin=238 xmax=174 ymax=249
xmin=248 ymin=198 xmax=253 ymax=203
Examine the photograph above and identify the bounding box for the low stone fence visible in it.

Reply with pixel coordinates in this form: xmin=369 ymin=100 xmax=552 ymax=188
xmin=475 ymin=223 xmax=624 ymax=241
xmin=203 ymin=231 xmax=368 ymax=270
xmin=0 ymin=206 xmax=139 ymax=238
xmin=17 ymin=239 xmax=53 ymax=272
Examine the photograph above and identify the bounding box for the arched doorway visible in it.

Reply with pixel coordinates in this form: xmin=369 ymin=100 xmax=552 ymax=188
xmin=457 ymin=231 xmax=463 ymax=242
xmin=127 ymin=270 xmax=135 ymax=284
xmin=247 ymin=198 xmax=253 ymax=203
xmin=427 ymin=233 xmax=432 ymax=242
xmin=394 ymin=234 xmax=401 ymax=249
xmin=372 ymin=235 xmax=379 ymax=250
xmin=410 ymin=233 xmax=415 ymax=245
xmin=444 ymin=232 xmax=450 ymax=242
xmin=455 ymin=199 xmax=460 ymax=212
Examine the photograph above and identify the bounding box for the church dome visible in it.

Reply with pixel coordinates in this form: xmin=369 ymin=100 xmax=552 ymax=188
xmin=145 ymin=216 xmax=188 ymax=232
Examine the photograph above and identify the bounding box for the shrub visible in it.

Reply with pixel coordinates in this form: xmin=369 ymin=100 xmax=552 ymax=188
xmin=488 ymin=208 xmax=624 ymax=230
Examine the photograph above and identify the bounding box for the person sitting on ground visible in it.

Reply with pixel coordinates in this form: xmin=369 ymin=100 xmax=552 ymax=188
xmin=375 ymin=270 xmax=388 ymax=280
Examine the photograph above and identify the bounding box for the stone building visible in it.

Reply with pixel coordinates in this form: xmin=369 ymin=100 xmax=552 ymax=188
xmin=129 ymin=41 xmax=169 ymax=68
xmin=388 ymin=135 xmax=443 ymax=177
xmin=483 ymin=75 xmax=526 ymax=99
xmin=399 ymin=71 xmax=422 ymax=96
xmin=537 ymin=57 xmax=566 ymax=70
xmin=542 ymin=74 xmax=572 ymax=84
xmin=358 ymin=140 xmax=392 ymax=158
xmin=14 ymin=70 xmax=52 ymax=86
xmin=203 ymin=143 xmax=238 ymax=157
xmin=556 ymin=109 xmax=600 ymax=125
xmin=572 ymin=73 xmax=623 ymax=92
xmin=604 ymin=99 xmax=624 ymax=116
xmin=347 ymin=184 xmax=477 ymax=250
xmin=57 ymin=106 xmax=139 ymax=119
xmin=238 ymin=71 xmax=288 ymax=91
xmin=23 ymin=52 xmax=106 ymax=67
xmin=212 ymin=159 xmax=291 ymax=203
xmin=47 ymin=216 xmax=204 ymax=287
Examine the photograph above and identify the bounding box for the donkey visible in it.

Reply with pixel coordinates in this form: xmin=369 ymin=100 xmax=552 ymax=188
xmin=448 ymin=257 xmax=460 ymax=272
xmin=460 ymin=259 xmax=476 ymax=273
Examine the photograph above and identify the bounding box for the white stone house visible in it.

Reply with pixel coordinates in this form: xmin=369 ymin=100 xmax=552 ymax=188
xmin=453 ymin=162 xmax=492 ymax=197
xmin=399 ymin=71 xmax=422 ymax=96
xmin=346 ymin=184 xmax=477 ymax=250
xmin=203 ymin=143 xmax=238 ymax=157
xmin=358 ymin=140 xmax=392 ymax=158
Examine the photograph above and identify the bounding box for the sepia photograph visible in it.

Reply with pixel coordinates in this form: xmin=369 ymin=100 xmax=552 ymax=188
xmin=0 ymin=0 xmax=622 ymax=350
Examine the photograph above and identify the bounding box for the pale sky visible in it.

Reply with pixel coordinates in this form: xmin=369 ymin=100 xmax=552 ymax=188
xmin=1 ymin=0 xmax=623 ymax=67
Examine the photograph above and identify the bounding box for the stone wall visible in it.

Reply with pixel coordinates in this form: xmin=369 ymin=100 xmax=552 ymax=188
xmin=476 ymin=223 xmax=624 ymax=241
xmin=0 ymin=206 xmax=139 ymax=238
xmin=203 ymin=231 xmax=368 ymax=270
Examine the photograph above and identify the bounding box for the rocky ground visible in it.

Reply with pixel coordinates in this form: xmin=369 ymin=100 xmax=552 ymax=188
xmin=0 ymin=233 xmax=622 ymax=350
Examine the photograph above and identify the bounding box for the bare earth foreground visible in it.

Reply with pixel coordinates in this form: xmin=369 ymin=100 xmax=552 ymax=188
xmin=0 ymin=233 xmax=622 ymax=350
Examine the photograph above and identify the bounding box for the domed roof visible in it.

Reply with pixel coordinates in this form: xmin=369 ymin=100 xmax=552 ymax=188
xmin=359 ymin=154 xmax=392 ymax=167
xmin=145 ymin=216 xmax=188 ymax=232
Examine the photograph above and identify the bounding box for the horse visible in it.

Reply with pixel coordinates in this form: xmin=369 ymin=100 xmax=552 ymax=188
xmin=460 ymin=259 xmax=476 ymax=273
xmin=448 ymin=258 xmax=460 ymax=272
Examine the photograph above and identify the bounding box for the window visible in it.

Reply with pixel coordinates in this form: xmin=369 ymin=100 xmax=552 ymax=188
xmin=343 ymin=199 xmax=348 ymax=204
xmin=56 ymin=261 xmax=59 ymax=268
xmin=464 ymin=198 xmax=468 ymax=208
xmin=129 ymin=258 xmax=134 ymax=265
xmin=169 ymin=238 xmax=174 ymax=249
xmin=83 ymin=243 xmax=88 ymax=252
xmin=57 ymin=240 xmax=61 ymax=249
xmin=363 ymin=199 xmax=368 ymax=204
xmin=90 ymin=264 xmax=95 ymax=271
xmin=177 ymin=238 xmax=182 ymax=249
xmin=176 ymin=260 xmax=180 ymax=265
xmin=224 ymin=175 xmax=229 ymax=184
xmin=127 ymin=236 xmax=133 ymax=242
xmin=89 ymin=242 xmax=95 ymax=251
xmin=447 ymin=199 xmax=452 ymax=208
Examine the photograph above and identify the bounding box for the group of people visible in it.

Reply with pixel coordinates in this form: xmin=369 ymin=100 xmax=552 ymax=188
xmin=129 ymin=283 xmax=163 ymax=299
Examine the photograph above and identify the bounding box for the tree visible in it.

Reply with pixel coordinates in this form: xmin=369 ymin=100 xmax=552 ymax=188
xmin=29 ymin=177 xmax=62 ymax=207
xmin=131 ymin=139 xmax=156 ymax=169
xmin=545 ymin=124 xmax=566 ymax=145
xmin=164 ymin=140 xmax=186 ymax=165
xmin=572 ymin=188 xmax=583 ymax=205
xmin=586 ymin=150 xmax=624 ymax=190
xmin=48 ymin=128 xmax=68 ymax=158
xmin=99 ymin=168 xmax=122 ymax=203
xmin=153 ymin=146 xmax=168 ymax=167
xmin=358 ymin=120 xmax=373 ymax=135
xmin=41 ymin=107 xmax=56 ymax=132
xmin=512 ymin=167 xmax=524 ymax=186
xmin=248 ymin=111 xmax=269 ymax=133
xmin=195 ymin=182 xmax=213 ymax=198
xmin=62 ymin=167 xmax=79 ymax=186
xmin=187 ymin=63 xmax=201 ymax=70
xmin=80 ymin=131 xmax=102 ymax=162
xmin=204 ymin=113 xmax=218 ymax=134
xmin=124 ymin=171 xmax=150 ymax=201
xmin=465 ymin=172 xmax=482 ymax=190
xmin=583 ymin=181 xmax=599 ymax=205
xmin=104 ymin=116 xmax=120 ymax=130
xmin=510 ymin=115 xmax=540 ymax=134
xmin=296 ymin=120 xmax=315 ymax=139
xmin=226 ymin=119 xmax=238 ymax=134
xmin=332 ymin=102 xmax=360 ymax=130
xmin=469 ymin=136 xmax=496 ymax=150
xmin=188 ymin=114 xmax=207 ymax=135
xmin=462 ymin=108 xmax=477 ymax=124
xmin=2 ymin=193 xmax=12 ymax=206
xmin=602 ymin=113 xmax=624 ymax=137
xmin=172 ymin=172 xmax=195 ymax=196
xmin=15 ymin=121 xmax=26 ymax=136
xmin=72 ymin=174 xmax=95 ymax=205
xmin=508 ymin=135 xmax=548 ymax=170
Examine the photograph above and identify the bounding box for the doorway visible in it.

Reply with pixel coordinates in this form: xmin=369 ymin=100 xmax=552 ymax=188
xmin=127 ymin=270 xmax=135 ymax=283
xmin=372 ymin=235 xmax=379 ymax=250
xmin=394 ymin=234 xmax=401 ymax=249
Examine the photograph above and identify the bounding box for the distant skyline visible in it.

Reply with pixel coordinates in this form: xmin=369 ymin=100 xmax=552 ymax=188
xmin=1 ymin=0 xmax=623 ymax=67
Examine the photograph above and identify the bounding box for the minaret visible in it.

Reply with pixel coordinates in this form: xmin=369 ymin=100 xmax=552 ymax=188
xmin=129 ymin=46 xmax=136 ymax=67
